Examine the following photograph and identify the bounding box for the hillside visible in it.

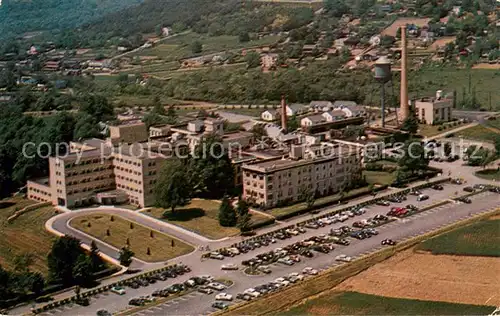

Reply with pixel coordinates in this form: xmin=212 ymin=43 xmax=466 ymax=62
xmin=0 ymin=0 xmax=143 ymax=39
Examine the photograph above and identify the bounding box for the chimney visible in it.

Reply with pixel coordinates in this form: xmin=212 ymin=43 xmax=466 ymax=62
xmin=400 ymin=25 xmax=409 ymax=121
xmin=281 ymin=94 xmax=287 ymax=133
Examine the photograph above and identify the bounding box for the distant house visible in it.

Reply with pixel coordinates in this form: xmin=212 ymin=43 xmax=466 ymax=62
xmin=380 ymin=4 xmax=392 ymax=12
xmin=337 ymin=105 xmax=366 ymax=118
xmin=261 ymin=53 xmax=279 ymax=71
xmin=309 ymin=101 xmax=334 ymax=112
xmin=17 ymin=76 xmax=37 ymax=85
xmin=301 ymin=114 xmax=325 ymax=127
xmin=322 ymin=110 xmax=346 ymax=122
xmin=261 ymin=110 xmax=278 ymax=122
xmin=43 ymin=60 xmax=61 ymax=72
xmin=286 ymin=103 xmax=309 ymax=116
xmin=333 ymin=100 xmax=358 ymax=108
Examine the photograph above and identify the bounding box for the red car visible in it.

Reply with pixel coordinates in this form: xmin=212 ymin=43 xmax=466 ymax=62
xmin=387 ymin=207 xmax=407 ymax=217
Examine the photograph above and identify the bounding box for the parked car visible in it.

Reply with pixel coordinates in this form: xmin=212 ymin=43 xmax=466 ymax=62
xmin=417 ymin=194 xmax=429 ymax=202
xmin=236 ymin=293 xmax=253 ymax=301
xmin=463 ymin=186 xmax=475 ymax=192
xmin=457 ymin=197 xmax=472 ymax=204
xmin=376 ymin=200 xmax=390 ymax=206
xmin=198 ymin=287 xmax=214 ymax=294
xmin=302 ymin=267 xmax=318 ymax=275
xmin=244 ymin=288 xmax=261 ymax=297
xmin=373 ymin=214 xmax=388 ymax=221
xmin=221 ymin=263 xmax=239 ymax=270
xmin=257 ymin=265 xmax=272 ymax=274
xmin=432 ymin=184 xmax=444 ymax=190
xmin=210 ymin=252 xmax=224 ymax=260
xmin=305 ymin=222 xmax=319 ymax=229
xmin=409 ymin=189 xmax=421 ymax=196
xmin=381 ymin=239 xmax=396 ymax=246
xmin=97 ymin=310 xmax=112 ymax=316
xmin=215 ymin=293 xmax=233 ymax=301
xmin=335 ymin=254 xmax=352 ymax=262
xmin=212 ymin=301 xmax=229 ymax=310
xmin=111 ymin=286 xmax=126 ymax=295
xmin=207 ymin=282 xmax=226 ymax=291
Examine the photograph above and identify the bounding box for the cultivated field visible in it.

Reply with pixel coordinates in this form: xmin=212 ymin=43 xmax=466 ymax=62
xmin=416 ymin=219 xmax=500 ymax=256
xmin=381 ymin=18 xmax=431 ymax=37
xmin=336 ymin=248 xmax=500 ymax=306
xmin=456 ymin=124 xmax=500 ymax=142
xmin=71 ymin=214 xmax=194 ymax=262
xmin=279 ymin=291 xmax=495 ymax=315
xmin=0 ymin=197 xmax=57 ymax=275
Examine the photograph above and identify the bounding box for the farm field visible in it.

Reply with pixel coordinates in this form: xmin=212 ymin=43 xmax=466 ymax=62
xmin=0 ymin=197 xmax=57 ymax=275
xmin=134 ymin=32 xmax=280 ymax=62
xmin=416 ymin=218 xmax=500 ymax=256
xmin=145 ymin=199 xmax=239 ymax=240
xmin=279 ymin=291 xmax=495 ymax=316
xmin=71 ymin=214 xmax=194 ymax=262
xmin=336 ymin=247 xmax=500 ymax=306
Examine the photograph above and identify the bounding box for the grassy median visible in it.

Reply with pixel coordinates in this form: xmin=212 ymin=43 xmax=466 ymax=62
xmin=71 ymin=214 xmax=194 ymax=262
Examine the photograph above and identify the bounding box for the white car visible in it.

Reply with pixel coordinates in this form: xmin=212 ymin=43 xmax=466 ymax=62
xmin=288 ymin=272 xmax=304 ymax=281
xmin=227 ymin=247 xmax=240 ymax=255
xmin=338 ymin=215 xmax=349 ymax=222
xmin=221 ymin=263 xmax=239 ymax=270
xmin=111 ymin=286 xmax=126 ymax=295
xmin=215 ymin=293 xmax=233 ymax=301
xmin=335 ymin=254 xmax=353 ymax=262
xmin=244 ymin=288 xmax=260 ymax=297
xmin=273 ymin=277 xmax=290 ymax=287
xmin=285 ymin=229 xmax=299 ymax=236
xmin=302 ymin=267 xmax=318 ymax=275
xmin=200 ymin=275 xmax=214 ymax=282
xmin=208 ymin=282 xmax=226 ymax=291
xmin=345 ymin=211 xmax=355 ymax=217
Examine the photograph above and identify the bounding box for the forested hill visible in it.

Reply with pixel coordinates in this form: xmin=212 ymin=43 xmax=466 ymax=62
xmin=0 ymin=0 xmax=143 ymax=39
xmin=53 ymin=0 xmax=313 ymax=48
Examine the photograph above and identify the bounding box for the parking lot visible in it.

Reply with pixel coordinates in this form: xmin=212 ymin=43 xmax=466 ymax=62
xmin=39 ymin=181 xmax=499 ymax=316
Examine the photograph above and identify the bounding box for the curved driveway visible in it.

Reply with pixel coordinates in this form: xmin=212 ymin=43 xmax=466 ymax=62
xmin=48 ymin=207 xmax=211 ymax=268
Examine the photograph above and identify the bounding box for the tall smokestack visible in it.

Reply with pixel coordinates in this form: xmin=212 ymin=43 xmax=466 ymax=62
xmin=281 ymin=94 xmax=287 ymax=133
xmin=400 ymin=25 xmax=409 ymax=121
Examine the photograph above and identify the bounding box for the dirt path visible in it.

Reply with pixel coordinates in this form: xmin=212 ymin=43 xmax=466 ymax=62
xmin=336 ymin=249 xmax=500 ymax=306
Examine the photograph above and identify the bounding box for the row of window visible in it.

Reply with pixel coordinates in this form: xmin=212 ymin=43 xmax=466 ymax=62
xmin=62 ymin=166 xmax=112 ymax=177
xmin=116 ymin=175 xmax=142 ymax=185
xmin=30 ymin=188 xmax=50 ymax=196
xmin=116 ymin=184 xmax=143 ymax=194
xmin=29 ymin=195 xmax=49 ymax=202
xmin=67 ymin=184 xmax=111 ymax=195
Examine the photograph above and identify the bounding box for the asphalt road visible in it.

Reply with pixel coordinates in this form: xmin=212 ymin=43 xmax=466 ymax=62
xmin=37 ymin=185 xmax=499 ymax=316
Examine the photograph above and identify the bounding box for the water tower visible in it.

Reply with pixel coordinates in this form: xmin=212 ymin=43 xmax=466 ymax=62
xmin=374 ymin=56 xmax=392 ymax=127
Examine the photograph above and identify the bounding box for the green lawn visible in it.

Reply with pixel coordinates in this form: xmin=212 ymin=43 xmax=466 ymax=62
xmin=0 ymin=197 xmax=57 ymax=275
xmin=416 ymin=219 xmax=500 ymax=257
xmin=411 ymin=68 xmax=500 ymax=110
xmin=71 ymin=214 xmax=194 ymax=262
xmin=418 ymin=124 xmax=444 ymax=137
xmin=456 ymin=124 xmax=500 ymax=142
xmin=145 ymin=199 xmax=240 ymax=240
xmin=363 ymin=170 xmax=396 ymax=186
xmin=279 ymin=291 xmax=495 ymax=315
xmin=269 ymin=186 xmax=372 ymax=219
xmin=475 ymin=169 xmax=500 ymax=181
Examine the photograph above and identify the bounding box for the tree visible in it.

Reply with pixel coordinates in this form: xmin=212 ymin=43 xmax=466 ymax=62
xmin=74 ymin=114 xmax=100 ymax=140
xmin=250 ymin=124 xmax=267 ymax=142
xmin=380 ymin=35 xmax=396 ymax=48
xmin=494 ymin=135 xmax=500 ymax=156
xmin=13 ymin=253 xmax=34 ymax=273
xmin=236 ymin=198 xmax=250 ymax=217
xmin=80 ymin=95 xmax=114 ymax=122
xmin=190 ymin=41 xmax=203 ymax=54
xmin=218 ymin=196 xmax=237 ymax=227
xmin=165 ymin=105 xmax=177 ymax=124
xmin=238 ymin=32 xmax=250 ymax=43
xmin=47 ymin=236 xmax=85 ymax=285
xmin=245 ymin=51 xmax=261 ymax=69
xmin=444 ymin=142 xmax=452 ymax=157
xmin=189 ymin=134 xmax=235 ymax=198
xmin=324 ymin=0 xmax=350 ymax=17
xmin=398 ymin=140 xmax=429 ymax=175
xmin=72 ymin=255 xmax=93 ymax=286
xmin=237 ymin=213 xmax=252 ymax=233
xmin=152 ymin=96 xmax=166 ymax=115
xmin=119 ymin=247 xmax=134 ymax=267
xmin=89 ymin=241 xmax=104 ymax=273
xmin=155 ymin=159 xmax=192 ymax=213
xmin=400 ymin=110 xmax=419 ymax=134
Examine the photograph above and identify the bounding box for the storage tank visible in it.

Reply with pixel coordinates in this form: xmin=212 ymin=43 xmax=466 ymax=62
xmin=436 ymin=90 xmax=443 ymax=100
xmin=374 ymin=56 xmax=392 ymax=83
